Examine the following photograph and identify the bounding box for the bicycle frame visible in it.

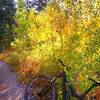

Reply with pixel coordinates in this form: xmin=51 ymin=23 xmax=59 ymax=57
xmin=69 ymin=81 xmax=100 ymax=100
xmin=58 ymin=59 xmax=100 ymax=99
xmin=37 ymin=59 xmax=100 ymax=100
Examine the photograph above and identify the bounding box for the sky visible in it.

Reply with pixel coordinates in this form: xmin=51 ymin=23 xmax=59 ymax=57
xmin=13 ymin=0 xmax=49 ymax=12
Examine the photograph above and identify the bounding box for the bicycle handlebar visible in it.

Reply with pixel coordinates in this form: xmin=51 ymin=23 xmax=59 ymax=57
xmin=88 ymin=78 xmax=100 ymax=86
xmin=58 ymin=59 xmax=100 ymax=85
xmin=58 ymin=59 xmax=66 ymax=67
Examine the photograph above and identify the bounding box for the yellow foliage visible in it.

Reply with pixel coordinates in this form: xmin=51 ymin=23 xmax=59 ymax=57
xmin=9 ymin=2 xmax=100 ymax=88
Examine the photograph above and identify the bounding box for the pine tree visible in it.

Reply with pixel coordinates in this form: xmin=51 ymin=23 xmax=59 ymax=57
xmin=0 ymin=0 xmax=17 ymax=52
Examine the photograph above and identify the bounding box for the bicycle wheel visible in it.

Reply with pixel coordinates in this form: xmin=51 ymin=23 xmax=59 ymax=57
xmin=24 ymin=75 xmax=57 ymax=100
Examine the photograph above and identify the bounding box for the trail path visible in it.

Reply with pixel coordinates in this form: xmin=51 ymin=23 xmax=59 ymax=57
xmin=0 ymin=61 xmax=25 ymax=100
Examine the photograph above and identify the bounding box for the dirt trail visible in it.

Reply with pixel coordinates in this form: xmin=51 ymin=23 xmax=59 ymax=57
xmin=0 ymin=61 xmax=25 ymax=100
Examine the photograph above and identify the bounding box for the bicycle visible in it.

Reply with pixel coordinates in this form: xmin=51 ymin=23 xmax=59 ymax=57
xmin=24 ymin=59 xmax=100 ymax=100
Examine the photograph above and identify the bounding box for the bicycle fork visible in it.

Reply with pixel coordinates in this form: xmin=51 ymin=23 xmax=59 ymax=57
xmin=62 ymin=71 xmax=71 ymax=100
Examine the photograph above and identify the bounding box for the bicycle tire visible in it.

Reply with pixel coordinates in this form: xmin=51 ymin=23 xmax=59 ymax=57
xmin=24 ymin=75 xmax=57 ymax=100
